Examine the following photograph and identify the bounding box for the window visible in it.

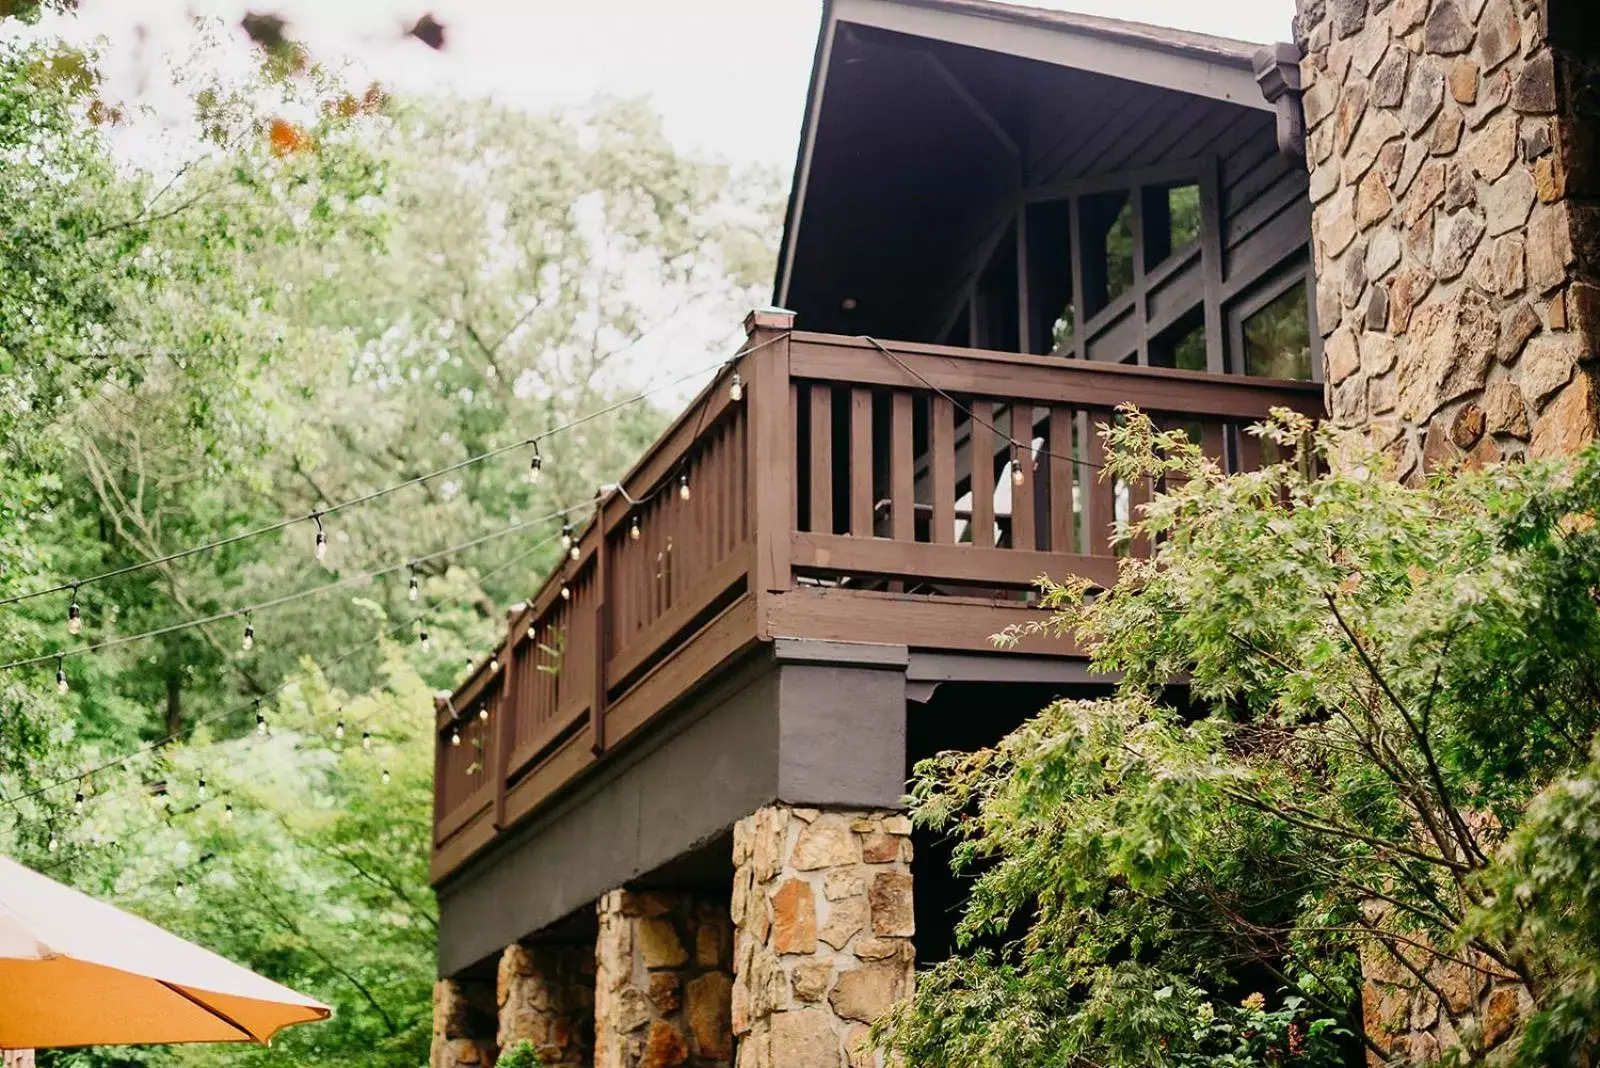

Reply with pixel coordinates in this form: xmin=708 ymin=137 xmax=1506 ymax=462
xmin=1241 ymin=279 xmax=1312 ymax=380
xmin=1024 ymin=199 xmax=1073 ymax=356
xmin=1143 ymin=183 xmax=1201 ymax=268
xmin=1081 ymin=190 xmax=1135 ymax=317
xmin=1149 ymin=308 xmax=1208 ymax=372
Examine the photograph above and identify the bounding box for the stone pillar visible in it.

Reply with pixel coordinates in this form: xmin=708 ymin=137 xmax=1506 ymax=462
xmin=1297 ymin=0 xmax=1600 ymax=474
xmin=594 ymin=889 xmax=735 ymax=1068
xmin=431 ymin=976 xmax=498 ymax=1068
xmin=497 ymin=942 xmax=595 ymax=1067
xmin=2 ymin=1051 xmax=35 ymax=1068
xmin=730 ymin=806 xmax=915 ymax=1068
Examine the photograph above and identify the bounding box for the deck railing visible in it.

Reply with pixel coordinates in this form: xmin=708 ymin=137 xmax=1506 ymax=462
xmin=431 ymin=311 xmax=1322 ymax=881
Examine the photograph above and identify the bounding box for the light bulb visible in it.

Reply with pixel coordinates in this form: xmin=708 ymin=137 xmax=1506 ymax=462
xmin=47 ymin=832 xmax=57 ymax=853
xmin=362 ymin=730 xmax=372 ymax=750
xmin=68 ymin=598 xmax=82 ymax=635
xmin=1012 ymin=464 xmax=1026 ymax=487
xmin=381 ymin=768 xmax=391 ymax=785
xmin=450 ymin=728 xmax=461 ymax=747
xmin=175 ymin=880 xmax=185 ymax=897
xmin=489 ymin=656 xmax=499 ymax=673
xmin=74 ymin=791 xmax=84 ymax=813
xmin=478 ymin=705 xmax=489 ymax=721
xmin=256 ymin=708 xmax=267 ymax=736
xmin=197 ymin=777 xmax=207 ymax=799
xmin=560 ymin=524 xmax=574 ymax=551
xmin=242 ymin=618 xmax=254 ymax=651
xmin=56 ymin=660 xmax=68 ymax=695
xmin=419 ymin=625 xmax=430 ymax=652
xmin=223 ymin=803 xmax=233 ymax=822
xmin=528 ymin=447 xmax=543 ymax=484
xmin=408 ymin=569 xmax=419 ymax=601
xmin=630 ymin=516 xmax=641 ymax=540
xmin=678 ymin=473 xmax=691 ymax=501
xmin=335 ymin=719 xmax=345 ymax=740
xmin=728 ymin=371 xmax=743 ymax=402
xmin=560 ymin=583 xmax=570 ymax=601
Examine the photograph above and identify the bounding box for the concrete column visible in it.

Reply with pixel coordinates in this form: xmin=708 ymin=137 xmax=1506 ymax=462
xmin=497 ymin=942 xmax=595 ymax=1067
xmin=431 ymin=976 xmax=497 ymax=1068
xmin=730 ymin=806 xmax=915 ymax=1068
xmin=1296 ymin=0 xmax=1600 ymax=475
xmin=594 ymin=889 xmax=735 ymax=1068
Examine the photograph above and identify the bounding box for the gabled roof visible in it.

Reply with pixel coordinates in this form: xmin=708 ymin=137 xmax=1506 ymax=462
xmin=774 ymin=0 xmax=1280 ymax=307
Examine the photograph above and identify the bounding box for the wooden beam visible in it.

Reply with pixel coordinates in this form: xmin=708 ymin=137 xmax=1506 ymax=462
xmin=792 ymin=531 xmax=1116 ymax=589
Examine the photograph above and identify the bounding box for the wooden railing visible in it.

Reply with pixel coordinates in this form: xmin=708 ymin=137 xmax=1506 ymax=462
xmin=431 ymin=313 xmax=1322 ymax=881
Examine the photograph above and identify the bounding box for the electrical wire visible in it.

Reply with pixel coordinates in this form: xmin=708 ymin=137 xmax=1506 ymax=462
xmin=3 ymin=532 xmax=561 ymax=813
xmin=0 ymin=343 xmax=778 ymax=612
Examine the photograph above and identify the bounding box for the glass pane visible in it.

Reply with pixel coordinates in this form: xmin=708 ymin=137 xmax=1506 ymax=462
xmin=1150 ymin=308 xmax=1208 ymax=372
xmin=1242 ymin=280 xmax=1312 ymax=380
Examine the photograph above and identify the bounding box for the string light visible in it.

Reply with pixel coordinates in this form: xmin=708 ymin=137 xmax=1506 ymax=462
xmin=560 ymin=523 xmax=575 ymax=552
xmin=335 ymin=719 xmax=345 ymax=741
xmin=255 ymin=702 xmax=267 ymax=736
xmin=74 ymin=790 xmax=85 ymax=813
xmin=630 ymin=516 xmax=641 ymax=541
xmin=47 ymin=831 xmax=57 ymax=853
xmin=1011 ymin=442 xmax=1027 ymax=487
xmin=312 ymin=513 xmax=328 ymax=562
xmin=489 ymin=654 xmax=499 ymax=673
xmin=68 ymin=586 xmax=82 ymax=635
xmin=450 ymin=727 xmax=461 ymax=747
xmin=223 ymin=803 xmax=233 ymax=822
xmin=528 ymin=439 xmax=543 ymax=484
xmin=678 ymin=473 xmax=691 ymax=501
xmin=419 ymin=620 xmax=430 ymax=652
xmin=560 ymin=582 xmax=570 ymax=601
xmin=408 ymin=565 xmax=420 ymax=602
xmin=361 ymin=730 xmax=372 ymax=751
xmin=197 ymin=777 xmax=207 ymax=799
xmin=478 ymin=705 xmax=489 ymax=721
xmin=728 ymin=371 xmax=744 ymax=402
xmin=175 ymin=879 xmax=185 ymax=897
xmin=241 ymin=612 xmax=254 ymax=652
xmin=381 ymin=768 xmax=391 ymax=785
xmin=56 ymin=658 xmax=67 ymax=695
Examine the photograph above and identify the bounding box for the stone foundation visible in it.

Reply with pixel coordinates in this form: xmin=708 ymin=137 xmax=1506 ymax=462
xmin=1360 ymin=941 xmax=1534 ymax=1063
xmin=1298 ymin=0 xmax=1600 ymax=474
xmin=595 ymin=889 xmax=735 ymax=1068
xmin=432 ymin=976 xmax=498 ymax=1068
xmin=498 ymin=942 xmax=595 ymax=1067
xmin=730 ymin=806 xmax=915 ymax=1068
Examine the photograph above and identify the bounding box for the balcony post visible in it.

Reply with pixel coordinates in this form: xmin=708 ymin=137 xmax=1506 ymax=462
xmin=493 ymin=609 xmax=520 ymax=831
xmin=743 ymin=308 xmax=795 ymax=608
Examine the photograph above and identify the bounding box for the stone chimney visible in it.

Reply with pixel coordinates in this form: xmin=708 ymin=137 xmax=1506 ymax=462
xmin=1295 ymin=0 xmax=1599 ymax=473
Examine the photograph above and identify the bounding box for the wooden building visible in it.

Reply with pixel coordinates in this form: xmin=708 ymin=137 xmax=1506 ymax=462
xmin=428 ymin=2 xmax=1322 ymax=1066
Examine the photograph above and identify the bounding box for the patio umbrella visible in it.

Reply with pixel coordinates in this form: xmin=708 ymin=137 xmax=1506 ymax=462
xmin=0 ymin=856 xmax=330 ymax=1048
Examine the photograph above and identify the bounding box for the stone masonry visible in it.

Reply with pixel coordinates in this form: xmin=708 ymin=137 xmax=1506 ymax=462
xmin=730 ymin=806 xmax=915 ymax=1068
xmin=498 ymin=941 xmax=595 ymax=1067
xmin=594 ymin=889 xmax=735 ymax=1068
xmin=432 ymin=975 xmax=498 ymax=1068
xmin=1297 ymin=0 xmax=1600 ymax=475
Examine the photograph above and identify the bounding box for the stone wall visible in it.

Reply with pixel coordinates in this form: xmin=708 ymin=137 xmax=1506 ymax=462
xmin=432 ymin=976 xmax=498 ymax=1068
xmin=594 ymin=889 xmax=735 ymax=1068
xmin=498 ymin=942 xmax=595 ymax=1067
xmin=730 ymin=806 xmax=915 ymax=1068
xmin=1298 ymin=0 xmax=1600 ymax=474
xmin=1360 ymin=941 xmax=1534 ymax=1063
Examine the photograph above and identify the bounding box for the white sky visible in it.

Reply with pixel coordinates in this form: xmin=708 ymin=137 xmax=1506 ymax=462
xmin=46 ymin=0 xmax=1298 ymax=169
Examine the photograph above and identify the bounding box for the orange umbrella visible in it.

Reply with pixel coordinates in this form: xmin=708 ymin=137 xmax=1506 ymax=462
xmin=0 ymin=856 xmax=330 ymax=1048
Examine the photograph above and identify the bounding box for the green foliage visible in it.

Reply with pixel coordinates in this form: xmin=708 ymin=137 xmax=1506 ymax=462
xmin=879 ymin=410 xmax=1600 ymax=1066
xmin=0 ymin=18 xmax=776 ymax=1068
xmin=495 ymin=1040 xmax=547 ymax=1068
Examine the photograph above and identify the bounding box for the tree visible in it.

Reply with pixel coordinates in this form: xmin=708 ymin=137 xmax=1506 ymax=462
xmin=879 ymin=411 xmax=1600 ymax=1066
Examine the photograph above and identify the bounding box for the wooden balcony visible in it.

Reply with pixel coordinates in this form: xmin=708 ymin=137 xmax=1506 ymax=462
xmin=430 ymin=315 xmax=1321 ymax=883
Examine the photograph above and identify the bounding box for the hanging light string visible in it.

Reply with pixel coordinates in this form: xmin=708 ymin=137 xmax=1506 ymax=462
xmin=3 ymin=531 xmax=561 ymax=815
xmin=859 ymin=335 xmax=1110 ymax=474
xmin=0 ymin=499 xmax=598 ymax=674
xmin=0 ymin=341 xmax=784 ymax=613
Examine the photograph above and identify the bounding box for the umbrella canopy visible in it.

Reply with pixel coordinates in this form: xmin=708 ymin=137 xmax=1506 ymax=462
xmin=0 ymin=856 xmax=329 ymax=1048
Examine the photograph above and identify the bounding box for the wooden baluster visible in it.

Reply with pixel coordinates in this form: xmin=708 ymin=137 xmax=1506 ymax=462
xmin=1010 ymin=402 xmax=1036 ymax=552
xmin=930 ymin=395 xmax=956 ymax=544
xmin=850 ymin=388 xmax=874 ymax=537
xmin=493 ymin=614 xmax=519 ymax=830
xmin=890 ymin=391 xmax=915 ymax=542
xmin=970 ymin=400 xmax=996 ymax=549
xmin=810 ymin=385 xmax=833 ymax=535
xmin=1085 ymin=412 xmax=1116 ymax=555
xmin=1236 ymin=424 xmax=1263 ymax=474
xmin=791 ymin=385 xmax=801 ymax=533
xmin=592 ymin=535 xmax=608 ymax=756
xmin=1048 ymin=406 xmax=1075 ymax=554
